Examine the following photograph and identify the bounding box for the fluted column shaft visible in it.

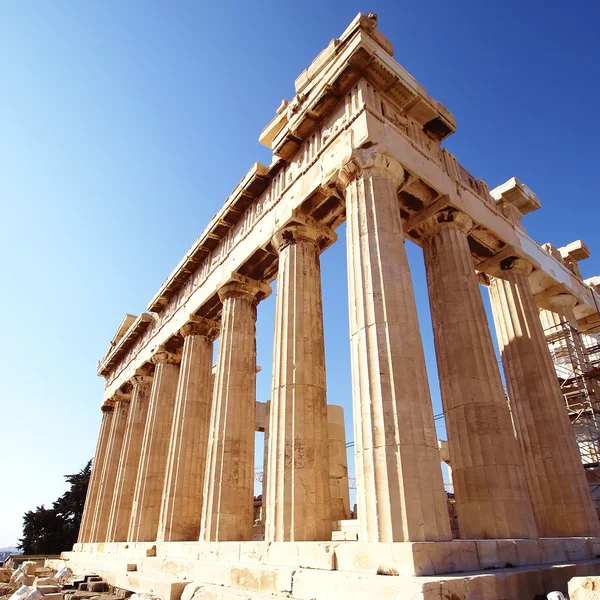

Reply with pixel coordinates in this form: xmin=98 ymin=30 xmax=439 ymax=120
xmin=157 ymin=317 xmax=219 ymax=542
xmin=340 ymin=149 xmax=451 ymax=542
xmin=264 ymin=220 xmax=334 ymax=541
xmin=488 ymin=259 xmax=600 ymax=536
xmin=78 ymin=405 xmax=114 ymax=543
xmin=106 ymin=374 xmax=153 ymax=542
xmin=89 ymin=395 xmax=130 ymax=542
xmin=200 ymin=276 xmax=270 ymax=541
xmin=128 ymin=351 xmax=180 ymax=542
xmin=421 ymin=211 xmax=537 ymax=539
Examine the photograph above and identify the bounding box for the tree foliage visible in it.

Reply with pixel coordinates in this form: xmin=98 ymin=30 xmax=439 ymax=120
xmin=18 ymin=460 xmax=91 ymax=555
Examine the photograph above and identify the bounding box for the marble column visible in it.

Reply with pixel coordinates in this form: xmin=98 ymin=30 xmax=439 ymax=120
xmin=264 ymin=220 xmax=334 ymax=542
xmin=488 ymin=258 xmax=600 ymax=536
xmin=88 ymin=393 xmax=130 ymax=542
xmin=421 ymin=209 xmax=537 ymax=539
xmin=339 ymin=149 xmax=451 ymax=542
xmin=78 ymin=404 xmax=114 ymax=543
xmin=200 ymin=275 xmax=270 ymax=541
xmin=106 ymin=373 xmax=153 ymax=542
xmin=328 ymin=405 xmax=351 ymax=522
xmin=128 ymin=349 xmax=180 ymax=542
xmin=157 ymin=317 xmax=219 ymax=542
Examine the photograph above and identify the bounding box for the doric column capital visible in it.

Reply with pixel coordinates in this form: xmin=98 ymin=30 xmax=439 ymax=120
xmin=272 ymin=214 xmax=336 ymax=254
xmin=499 ymin=256 xmax=534 ymax=277
xmin=151 ymin=348 xmax=181 ymax=366
xmin=101 ymin=404 xmax=114 ymax=414
xmin=112 ymin=392 xmax=132 ymax=405
xmin=338 ymin=147 xmax=404 ymax=189
xmin=218 ymin=274 xmax=271 ymax=305
xmin=547 ymin=293 xmax=578 ymax=312
xmin=180 ymin=315 xmax=220 ymax=340
xmin=130 ymin=374 xmax=153 ymax=387
xmin=418 ymin=208 xmax=473 ymax=239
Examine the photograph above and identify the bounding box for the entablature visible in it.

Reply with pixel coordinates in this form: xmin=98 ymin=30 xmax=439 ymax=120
xmin=147 ymin=162 xmax=271 ymax=313
xmin=98 ymin=312 xmax=154 ymax=377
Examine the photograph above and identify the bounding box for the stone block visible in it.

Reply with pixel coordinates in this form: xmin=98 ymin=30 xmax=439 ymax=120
xmin=266 ymin=543 xmax=298 ymax=567
xmin=88 ymin=581 xmax=107 ymax=592
xmin=36 ymin=585 xmax=61 ymax=594
xmin=238 ymin=542 xmax=269 ymax=565
xmin=335 ymin=541 xmax=481 ymax=577
xmin=229 ymin=565 xmax=293 ymax=595
xmin=591 ymin=538 xmax=600 ymax=558
xmin=297 ymin=543 xmax=336 ymax=570
xmin=140 ymin=557 xmax=192 ymax=580
xmin=540 ymin=538 xmax=568 ymax=563
xmin=495 ymin=568 xmax=544 ymax=600
xmin=475 ymin=540 xmax=517 ymax=569
xmin=411 ymin=541 xmax=479 ymax=575
xmin=41 ymin=595 xmax=63 ymax=600
xmin=196 ymin=561 xmax=226 ymax=583
xmin=163 ymin=543 xmax=200 ymax=560
xmin=33 ymin=569 xmax=54 ymax=578
xmin=331 ymin=530 xmax=358 ymax=541
xmin=217 ymin=543 xmax=241 ymax=564
xmin=334 ymin=542 xmax=410 ymax=575
xmin=0 ymin=569 xmax=11 ymax=583
xmin=196 ymin=544 xmax=220 ymax=562
xmin=68 ymin=589 xmax=100 ymax=598
xmin=21 ymin=563 xmax=38 ymax=576
xmin=181 ymin=582 xmax=204 ymax=600
xmin=564 ymin=537 xmax=592 ymax=561
xmin=464 ymin=574 xmax=498 ymax=599
xmin=542 ymin=563 xmax=579 ymax=595
xmin=292 ymin=569 xmax=424 ymax=600
xmin=569 ymin=576 xmax=600 ymax=599
xmin=513 ymin=539 xmax=542 ymax=566
xmin=34 ymin=578 xmax=58 ymax=587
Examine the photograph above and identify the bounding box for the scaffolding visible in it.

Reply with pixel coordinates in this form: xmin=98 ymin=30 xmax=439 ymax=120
xmin=544 ymin=319 xmax=600 ymax=507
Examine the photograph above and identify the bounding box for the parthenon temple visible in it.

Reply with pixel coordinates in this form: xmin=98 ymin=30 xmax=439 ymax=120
xmin=59 ymin=13 xmax=600 ymax=600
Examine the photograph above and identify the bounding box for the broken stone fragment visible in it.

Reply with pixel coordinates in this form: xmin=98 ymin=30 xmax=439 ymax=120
xmin=33 ymin=578 xmax=58 ymax=587
xmin=8 ymin=585 xmax=34 ymax=600
xmin=36 ymin=585 xmax=61 ymax=594
xmin=55 ymin=567 xmax=72 ymax=584
xmin=0 ymin=569 xmax=12 ymax=583
xmin=21 ymin=563 xmax=37 ymax=576
xmin=15 ymin=574 xmax=35 ymax=587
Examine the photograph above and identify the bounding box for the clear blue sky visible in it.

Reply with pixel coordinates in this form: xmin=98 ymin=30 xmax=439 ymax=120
xmin=1 ymin=0 xmax=599 ymax=547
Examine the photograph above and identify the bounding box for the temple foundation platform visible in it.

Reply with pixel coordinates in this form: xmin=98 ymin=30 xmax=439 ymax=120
xmin=50 ymin=538 xmax=600 ymax=600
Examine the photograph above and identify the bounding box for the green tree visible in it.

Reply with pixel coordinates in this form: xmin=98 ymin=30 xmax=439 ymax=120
xmin=18 ymin=460 xmax=91 ymax=554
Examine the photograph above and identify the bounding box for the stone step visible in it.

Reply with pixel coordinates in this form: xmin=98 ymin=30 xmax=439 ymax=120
xmin=58 ymin=557 xmax=600 ymax=600
xmin=290 ymin=560 xmax=600 ymax=600
xmin=181 ymin=582 xmax=294 ymax=600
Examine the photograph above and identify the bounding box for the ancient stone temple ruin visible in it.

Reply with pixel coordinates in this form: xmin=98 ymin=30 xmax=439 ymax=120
xmin=61 ymin=13 xmax=600 ymax=600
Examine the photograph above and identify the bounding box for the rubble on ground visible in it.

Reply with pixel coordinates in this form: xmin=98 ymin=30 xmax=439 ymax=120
xmin=0 ymin=564 xmax=120 ymax=600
